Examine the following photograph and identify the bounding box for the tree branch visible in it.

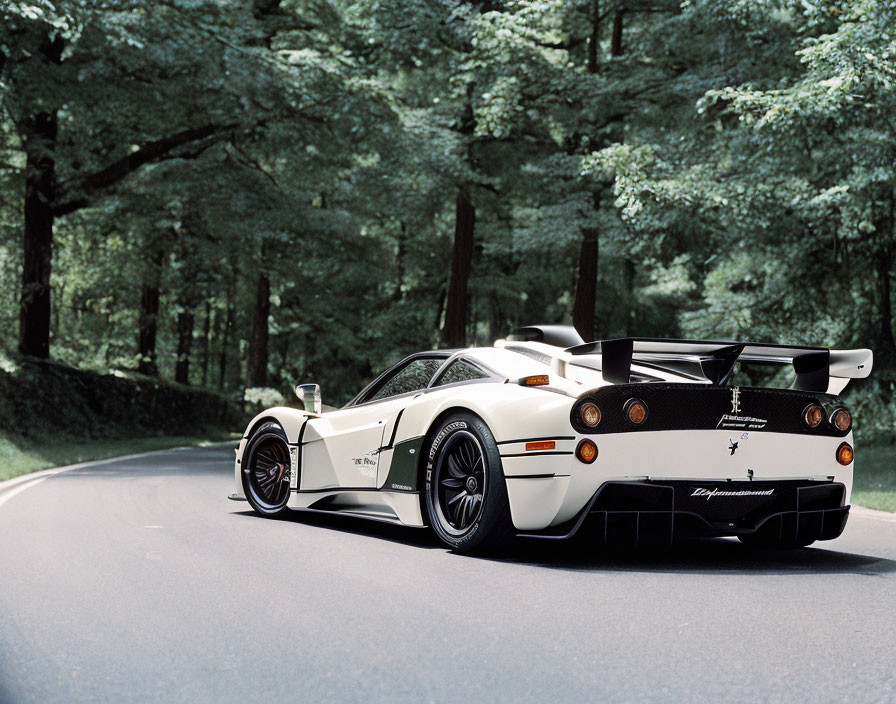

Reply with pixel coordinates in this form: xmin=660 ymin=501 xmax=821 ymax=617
xmin=53 ymin=123 xmax=235 ymax=216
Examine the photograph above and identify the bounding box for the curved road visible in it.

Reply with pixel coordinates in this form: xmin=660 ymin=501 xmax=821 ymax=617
xmin=1 ymin=445 xmax=894 ymax=703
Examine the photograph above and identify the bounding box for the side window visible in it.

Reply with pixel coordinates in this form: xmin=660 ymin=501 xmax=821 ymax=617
xmin=367 ymin=357 xmax=445 ymax=402
xmin=433 ymin=360 xmax=489 ymax=387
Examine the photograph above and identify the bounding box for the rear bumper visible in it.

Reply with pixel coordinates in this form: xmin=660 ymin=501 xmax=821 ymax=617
xmin=518 ymin=480 xmax=849 ymax=545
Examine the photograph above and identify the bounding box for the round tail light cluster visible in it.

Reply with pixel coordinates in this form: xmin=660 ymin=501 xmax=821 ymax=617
xmin=624 ymin=398 xmax=648 ymax=425
xmin=571 ymin=398 xmax=602 ymax=433
xmin=581 ymin=401 xmax=601 ymax=428
xmin=576 ymin=439 xmax=598 ymax=464
xmin=803 ymin=404 xmax=824 ymax=428
xmin=803 ymin=404 xmax=852 ymax=433
xmin=836 ymin=442 xmax=854 ymax=465
xmin=831 ymin=408 xmax=851 ymax=432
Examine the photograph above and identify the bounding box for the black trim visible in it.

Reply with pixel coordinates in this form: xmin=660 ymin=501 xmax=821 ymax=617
xmin=291 ymin=487 xmax=420 ymax=494
xmin=505 ymin=473 xmax=563 ymax=479
xmin=794 ymin=349 xmax=831 ymax=392
xmin=518 ymin=480 xmax=849 ymax=544
xmin=294 ymin=418 xmax=309 ymax=489
xmin=600 ymin=338 xmax=633 ymax=384
xmin=567 ymin=337 xmax=835 ymax=387
xmin=383 ymin=408 xmax=404 ymax=450
xmin=508 ymin=325 xmax=585 ymax=347
xmin=499 ymin=451 xmax=574 ymax=458
xmin=496 ymin=435 xmax=576 ymax=445
xmin=700 ymin=343 xmax=743 ymax=385
xmin=576 ymin=383 xmax=850 ymax=437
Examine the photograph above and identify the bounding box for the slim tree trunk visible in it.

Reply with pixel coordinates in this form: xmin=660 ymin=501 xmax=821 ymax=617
xmin=572 ymin=8 xmax=606 ymax=344
xmin=876 ymin=241 xmax=895 ymax=358
xmin=175 ymin=307 xmax=194 ymax=384
xmin=246 ymin=268 xmax=271 ymax=388
xmin=218 ymin=255 xmax=239 ymax=392
xmin=441 ymin=190 xmax=475 ymax=348
xmin=587 ymin=0 xmax=601 ymax=73
xmin=137 ymin=244 xmax=165 ymax=375
xmin=19 ymin=112 xmax=58 ymax=358
xmin=611 ymin=8 xmax=624 ymax=57
xmin=573 ymin=226 xmax=599 ymax=342
xmin=393 ymin=220 xmax=407 ymax=302
xmin=200 ymin=300 xmax=211 ymax=387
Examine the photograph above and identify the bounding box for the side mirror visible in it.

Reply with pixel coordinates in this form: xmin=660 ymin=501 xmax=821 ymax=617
xmin=295 ymin=383 xmax=322 ymax=415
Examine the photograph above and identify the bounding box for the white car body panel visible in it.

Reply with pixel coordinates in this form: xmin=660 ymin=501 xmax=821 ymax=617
xmin=235 ymin=330 xmax=868 ymax=543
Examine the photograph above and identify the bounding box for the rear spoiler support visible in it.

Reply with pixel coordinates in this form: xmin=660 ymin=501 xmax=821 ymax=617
xmin=567 ymin=338 xmax=872 ymax=394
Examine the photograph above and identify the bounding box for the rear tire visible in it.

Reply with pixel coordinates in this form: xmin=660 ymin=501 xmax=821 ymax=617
xmin=423 ymin=413 xmax=514 ymax=554
xmin=243 ymin=422 xmax=292 ymax=517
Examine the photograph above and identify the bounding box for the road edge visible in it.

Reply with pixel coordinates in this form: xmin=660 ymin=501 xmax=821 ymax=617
xmin=0 ymin=440 xmax=235 ymax=495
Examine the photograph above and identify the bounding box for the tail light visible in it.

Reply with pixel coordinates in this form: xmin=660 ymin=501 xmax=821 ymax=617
xmin=836 ymin=442 xmax=854 ymax=465
xmin=830 ymin=408 xmax=852 ymax=432
xmin=580 ymin=401 xmax=601 ymax=428
xmin=624 ymin=398 xmax=648 ymax=425
xmin=803 ymin=404 xmax=824 ymax=429
xmin=576 ymin=439 xmax=598 ymax=464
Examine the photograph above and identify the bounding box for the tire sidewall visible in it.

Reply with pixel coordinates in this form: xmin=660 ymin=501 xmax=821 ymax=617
xmin=424 ymin=413 xmax=508 ymax=552
xmin=243 ymin=422 xmax=291 ymax=516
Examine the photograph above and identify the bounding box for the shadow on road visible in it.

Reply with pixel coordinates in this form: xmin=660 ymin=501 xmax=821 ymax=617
xmin=232 ymin=508 xmax=896 ymax=576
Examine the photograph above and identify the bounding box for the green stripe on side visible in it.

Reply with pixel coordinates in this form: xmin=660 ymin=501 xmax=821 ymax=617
xmin=384 ymin=436 xmax=425 ymax=491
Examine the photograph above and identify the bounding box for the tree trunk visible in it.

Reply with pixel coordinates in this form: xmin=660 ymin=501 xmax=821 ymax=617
xmin=246 ymin=267 xmax=271 ymax=388
xmin=137 ymin=244 xmax=165 ymax=375
xmin=611 ymin=9 xmax=624 ymax=57
xmin=175 ymin=307 xmax=194 ymax=384
xmin=587 ymin=0 xmax=601 ymax=73
xmin=18 ymin=35 xmax=64 ymax=358
xmin=878 ymin=248 xmax=895 ymax=351
xmin=199 ymin=300 xmax=211 ymax=387
xmin=19 ymin=112 xmax=58 ymax=358
xmin=573 ymin=226 xmax=599 ymax=342
xmin=393 ymin=220 xmax=407 ymax=302
xmin=441 ymin=189 xmax=475 ymax=348
xmin=219 ymin=264 xmax=237 ymax=392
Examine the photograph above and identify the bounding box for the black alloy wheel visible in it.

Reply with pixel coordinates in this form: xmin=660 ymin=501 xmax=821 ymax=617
xmin=434 ymin=431 xmax=486 ymax=534
xmin=424 ymin=413 xmax=514 ymax=553
xmin=243 ymin=422 xmax=291 ymax=516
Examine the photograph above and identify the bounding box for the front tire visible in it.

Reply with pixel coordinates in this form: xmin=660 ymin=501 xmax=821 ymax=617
xmin=243 ymin=422 xmax=291 ymax=517
xmin=424 ymin=413 xmax=513 ymax=553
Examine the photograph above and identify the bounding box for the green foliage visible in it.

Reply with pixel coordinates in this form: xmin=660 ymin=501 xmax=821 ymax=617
xmin=0 ymin=0 xmax=892 ymax=436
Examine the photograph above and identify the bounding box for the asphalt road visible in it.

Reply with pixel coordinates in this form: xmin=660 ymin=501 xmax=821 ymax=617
xmin=1 ymin=445 xmax=895 ymax=703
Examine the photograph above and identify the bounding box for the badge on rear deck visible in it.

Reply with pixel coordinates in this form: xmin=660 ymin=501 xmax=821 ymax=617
xmin=717 ymin=389 xmax=767 ymax=429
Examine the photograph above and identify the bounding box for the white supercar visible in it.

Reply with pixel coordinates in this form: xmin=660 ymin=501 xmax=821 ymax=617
xmin=232 ymin=325 xmax=872 ymax=553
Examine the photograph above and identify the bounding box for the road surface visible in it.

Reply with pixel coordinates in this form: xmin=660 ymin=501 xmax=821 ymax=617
xmin=1 ymin=445 xmax=894 ymax=703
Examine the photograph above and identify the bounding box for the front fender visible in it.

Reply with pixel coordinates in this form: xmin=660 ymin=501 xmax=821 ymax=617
xmin=234 ymin=406 xmax=315 ymax=497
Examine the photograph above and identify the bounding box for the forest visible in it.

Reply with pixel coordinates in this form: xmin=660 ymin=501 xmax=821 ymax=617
xmin=1 ymin=0 xmax=894 ymax=441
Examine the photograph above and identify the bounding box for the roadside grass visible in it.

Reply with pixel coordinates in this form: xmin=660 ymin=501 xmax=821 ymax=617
xmin=0 ymin=432 xmax=239 ymax=483
xmin=852 ymin=444 xmax=896 ymax=513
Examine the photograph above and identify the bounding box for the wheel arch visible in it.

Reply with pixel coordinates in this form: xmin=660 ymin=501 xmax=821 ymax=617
xmin=241 ymin=406 xmax=311 ymax=445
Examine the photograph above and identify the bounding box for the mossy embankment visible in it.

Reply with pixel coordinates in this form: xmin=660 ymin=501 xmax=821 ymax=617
xmin=0 ymin=357 xmax=244 ymax=481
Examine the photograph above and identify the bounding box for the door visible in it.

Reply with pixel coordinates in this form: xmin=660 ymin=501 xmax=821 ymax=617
xmin=299 ymin=355 xmax=447 ymax=491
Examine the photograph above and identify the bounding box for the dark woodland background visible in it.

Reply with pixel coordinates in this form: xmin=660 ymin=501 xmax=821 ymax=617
xmin=1 ymin=0 xmax=894 ymax=442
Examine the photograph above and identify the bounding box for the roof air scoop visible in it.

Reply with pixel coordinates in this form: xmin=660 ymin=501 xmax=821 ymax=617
xmin=508 ymin=325 xmax=585 ymax=349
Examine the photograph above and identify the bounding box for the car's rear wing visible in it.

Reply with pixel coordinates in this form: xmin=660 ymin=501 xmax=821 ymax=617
xmin=564 ymin=338 xmax=873 ymax=394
